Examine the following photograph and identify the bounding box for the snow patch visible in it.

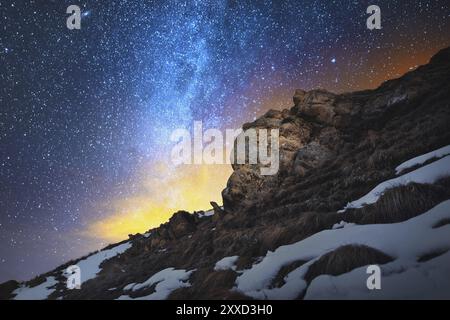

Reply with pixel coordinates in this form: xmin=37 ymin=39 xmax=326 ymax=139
xmin=13 ymin=276 xmax=58 ymax=300
xmin=197 ymin=210 xmax=215 ymax=218
xmin=118 ymin=268 xmax=194 ymax=300
xmin=305 ymin=250 xmax=450 ymax=299
xmin=71 ymin=241 xmax=132 ymax=284
xmin=214 ymin=256 xmax=239 ymax=271
xmin=123 ymin=282 xmax=136 ymax=291
xmin=332 ymin=221 xmax=355 ymax=230
xmin=340 ymin=155 xmax=450 ymax=212
xmin=235 ymin=200 xmax=450 ymax=299
xmin=395 ymin=145 xmax=450 ymax=175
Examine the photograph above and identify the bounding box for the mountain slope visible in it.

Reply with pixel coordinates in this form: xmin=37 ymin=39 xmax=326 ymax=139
xmin=1 ymin=46 xmax=450 ymax=300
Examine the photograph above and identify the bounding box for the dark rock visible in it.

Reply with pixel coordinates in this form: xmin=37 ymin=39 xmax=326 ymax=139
xmin=167 ymin=211 xmax=196 ymax=239
xmin=0 ymin=280 xmax=19 ymax=300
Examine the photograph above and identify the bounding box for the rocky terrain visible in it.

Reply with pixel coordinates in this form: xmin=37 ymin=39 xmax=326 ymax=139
xmin=1 ymin=46 xmax=450 ymax=300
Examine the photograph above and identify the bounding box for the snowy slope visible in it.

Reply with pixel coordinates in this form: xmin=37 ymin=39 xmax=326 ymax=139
xmin=214 ymin=256 xmax=239 ymax=271
xmin=13 ymin=277 xmax=58 ymax=300
xmin=118 ymin=268 xmax=194 ymax=300
xmin=340 ymin=155 xmax=450 ymax=212
xmin=235 ymin=200 xmax=450 ymax=299
xmin=74 ymin=241 xmax=132 ymax=284
xmin=395 ymin=145 xmax=450 ymax=175
xmin=11 ymin=241 xmax=133 ymax=300
xmin=305 ymin=250 xmax=450 ymax=299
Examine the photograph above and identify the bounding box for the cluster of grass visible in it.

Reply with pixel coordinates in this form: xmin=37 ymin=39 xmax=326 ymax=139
xmin=304 ymin=244 xmax=393 ymax=283
xmin=346 ymin=177 xmax=450 ymax=225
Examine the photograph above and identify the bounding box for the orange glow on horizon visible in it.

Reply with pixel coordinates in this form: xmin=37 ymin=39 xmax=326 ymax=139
xmin=83 ymin=163 xmax=232 ymax=242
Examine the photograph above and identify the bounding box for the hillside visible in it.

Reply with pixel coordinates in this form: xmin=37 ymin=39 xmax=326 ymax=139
xmin=1 ymin=46 xmax=450 ymax=300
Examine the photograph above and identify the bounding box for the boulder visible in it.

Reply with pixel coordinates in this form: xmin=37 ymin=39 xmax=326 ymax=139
xmin=167 ymin=211 xmax=196 ymax=239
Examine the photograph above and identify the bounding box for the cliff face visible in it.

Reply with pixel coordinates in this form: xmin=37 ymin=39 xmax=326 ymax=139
xmin=2 ymin=47 xmax=450 ymax=300
xmin=224 ymin=47 xmax=450 ymax=217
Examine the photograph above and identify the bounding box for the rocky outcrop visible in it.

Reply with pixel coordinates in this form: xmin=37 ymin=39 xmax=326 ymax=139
xmin=166 ymin=211 xmax=197 ymax=239
xmin=223 ymin=47 xmax=450 ymax=215
xmin=222 ymin=107 xmax=313 ymax=212
xmin=222 ymin=88 xmax=347 ymax=212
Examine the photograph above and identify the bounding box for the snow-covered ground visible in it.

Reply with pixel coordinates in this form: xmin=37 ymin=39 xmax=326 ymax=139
xmin=305 ymin=249 xmax=450 ymax=299
xmin=214 ymin=256 xmax=239 ymax=271
xmin=73 ymin=241 xmax=132 ymax=284
xmin=118 ymin=268 xmax=194 ymax=300
xmin=13 ymin=276 xmax=58 ymax=300
xmin=235 ymin=200 xmax=450 ymax=299
xmin=11 ymin=242 xmax=132 ymax=300
xmin=395 ymin=144 xmax=450 ymax=175
xmin=340 ymin=154 xmax=450 ymax=212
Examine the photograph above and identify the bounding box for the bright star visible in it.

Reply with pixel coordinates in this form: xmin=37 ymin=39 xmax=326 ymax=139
xmin=82 ymin=10 xmax=91 ymax=18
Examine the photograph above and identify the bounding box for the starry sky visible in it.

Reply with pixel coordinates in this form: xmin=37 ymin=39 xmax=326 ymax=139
xmin=0 ymin=0 xmax=449 ymax=282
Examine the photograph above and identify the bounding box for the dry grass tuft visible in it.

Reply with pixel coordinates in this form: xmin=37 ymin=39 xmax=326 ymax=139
xmin=351 ymin=178 xmax=450 ymax=225
xmin=304 ymin=244 xmax=393 ymax=283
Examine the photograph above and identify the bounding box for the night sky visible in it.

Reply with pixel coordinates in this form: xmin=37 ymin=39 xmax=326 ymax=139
xmin=1 ymin=0 xmax=449 ymax=282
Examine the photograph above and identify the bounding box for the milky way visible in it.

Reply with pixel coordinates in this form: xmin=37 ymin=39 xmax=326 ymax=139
xmin=0 ymin=0 xmax=449 ymax=282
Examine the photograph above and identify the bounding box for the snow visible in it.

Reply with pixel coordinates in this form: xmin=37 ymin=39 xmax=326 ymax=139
xmin=118 ymin=268 xmax=194 ymax=300
xmin=72 ymin=241 xmax=132 ymax=284
xmin=214 ymin=256 xmax=239 ymax=271
xmin=395 ymin=145 xmax=450 ymax=175
xmin=13 ymin=276 xmax=58 ymax=300
xmin=234 ymin=200 xmax=450 ymax=299
xmin=332 ymin=221 xmax=355 ymax=230
xmin=143 ymin=232 xmax=151 ymax=238
xmin=197 ymin=210 xmax=215 ymax=218
xmin=123 ymin=282 xmax=136 ymax=291
xmin=305 ymin=250 xmax=450 ymax=299
xmin=340 ymin=155 xmax=450 ymax=212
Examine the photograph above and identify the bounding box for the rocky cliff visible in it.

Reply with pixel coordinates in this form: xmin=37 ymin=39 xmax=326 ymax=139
xmin=1 ymin=47 xmax=450 ymax=300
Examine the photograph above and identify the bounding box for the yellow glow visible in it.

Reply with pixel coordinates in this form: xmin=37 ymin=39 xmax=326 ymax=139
xmin=84 ymin=163 xmax=232 ymax=242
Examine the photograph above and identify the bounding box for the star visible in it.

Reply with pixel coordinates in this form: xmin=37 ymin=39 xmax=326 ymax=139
xmin=82 ymin=10 xmax=91 ymax=18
